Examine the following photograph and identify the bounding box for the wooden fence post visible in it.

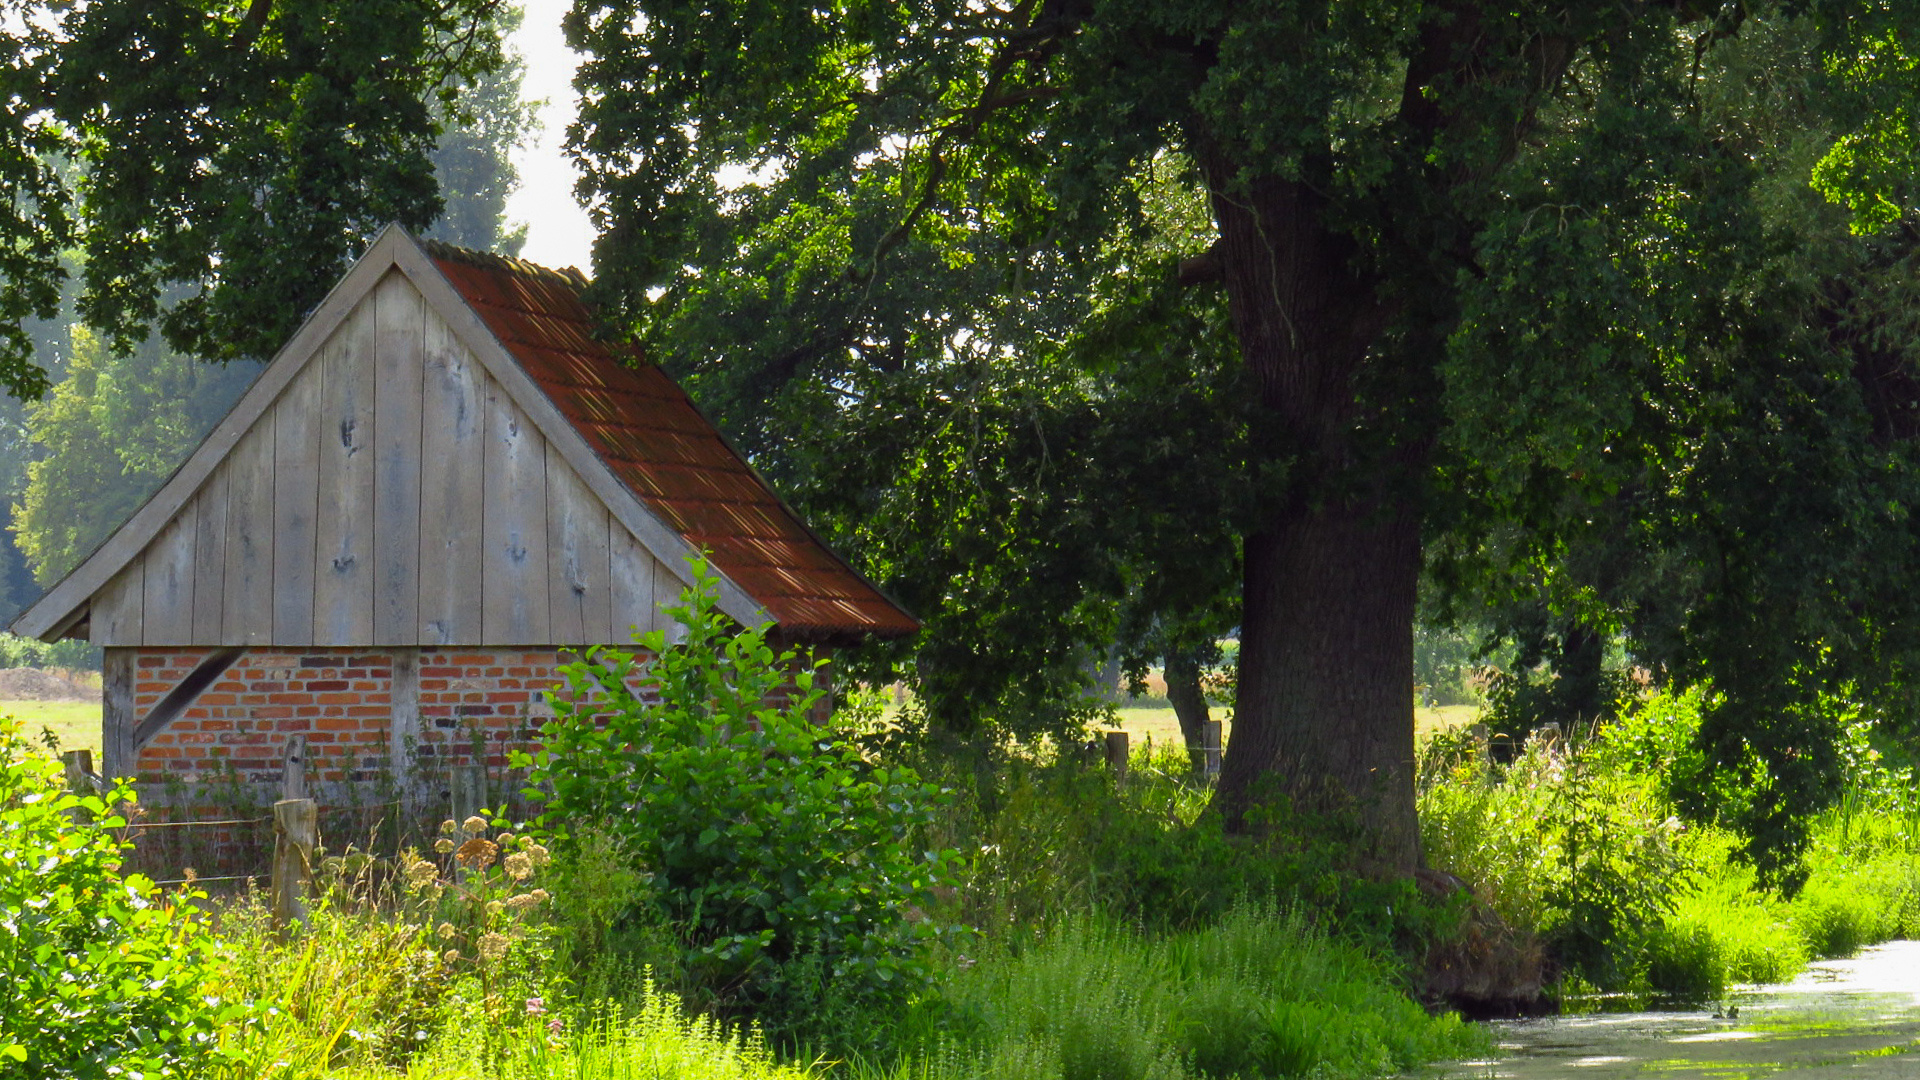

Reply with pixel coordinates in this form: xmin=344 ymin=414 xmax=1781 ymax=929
xmin=60 ymin=749 xmax=101 ymax=793
xmin=281 ymin=734 xmax=308 ymax=801
xmin=1104 ymin=730 xmax=1130 ymax=787
xmin=272 ymin=798 xmax=317 ymax=934
xmin=1203 ymin=720 xmax=1223 ymax=780
xmin=450 ymin=762 xmax=489 ymax=825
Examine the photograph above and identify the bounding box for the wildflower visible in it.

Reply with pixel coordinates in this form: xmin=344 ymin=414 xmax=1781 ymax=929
xmin=504 ymin=891 xmax=542 ymax=912
xmin=525 ymin=843 xmax=552 ymax=868
xmin=439 ymin=819 xmax=458 ymax=835
xmin=497 ymin=832 xmax=516 ymax=847
xmin=442 ymin=949 xmax=460 ymax=965
xmin=477 ymin=932 xmax=510 ymax=962
xmin=525 ymin=997 xmax=545 ymax=1017
xmin=462 ymin=815 xmax=488 ymax=835
xmin=434 ymin=838 xmax=456 ymax=854
xmin=406 ymin=858 xmax=439 ymax=889
xmin=455 ymin=837 xmax=499 ymax=870
xmin=529 ymin=888 xmax=550 ymax=905
xmin=487 ymin=899 xmax=506 ymax=917
xmin=503 ymin=852 xmax=534 ymax=881
xmin=437 ymin=922 xmax=457 ymax=940
xmin=548 ymin=1017 xmax=564 ymax=1036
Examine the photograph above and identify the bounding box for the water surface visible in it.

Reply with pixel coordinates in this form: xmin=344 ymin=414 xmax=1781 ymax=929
xmin=1439 ymin=940 xmax=1920 ymax=1079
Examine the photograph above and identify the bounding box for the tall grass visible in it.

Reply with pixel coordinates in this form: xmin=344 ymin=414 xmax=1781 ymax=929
xmin=852 ymin=905 xmax=1485 ymax=1080
xmin=1419 ymin=685 xmax=1920 ymax=1004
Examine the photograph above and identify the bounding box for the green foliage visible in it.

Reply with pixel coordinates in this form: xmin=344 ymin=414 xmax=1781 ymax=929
xmin=11 ymin=324 xmax=256 ymax=585
xmin=0 ymin=1 xmax=511 ymax=394
xmin=1423 ymin=684 xmax=1920 ymax=1003
xmin=523 ymin=558 xmax=962 ymax=1039
xmin=0 ymin=632 xmax=97 ymax=670
xmin=0 ymin=716 xmax=235 ymax=1077
xmin=867 ymin=907 xmax=1485 ymax=1080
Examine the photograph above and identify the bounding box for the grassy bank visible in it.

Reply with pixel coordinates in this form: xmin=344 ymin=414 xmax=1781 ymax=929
xmin=1420 ymin=685 xmax=1920 ymax=1005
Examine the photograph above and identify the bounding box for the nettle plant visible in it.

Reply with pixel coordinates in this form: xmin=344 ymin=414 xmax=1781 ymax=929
xmin=0 ymin=717 xmax=239 ymax=1077
xmin=518 ymin=557 xmax=962 ymax=1025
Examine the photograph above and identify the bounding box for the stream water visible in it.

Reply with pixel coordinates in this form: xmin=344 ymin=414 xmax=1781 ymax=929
xmin=1437 ymin=940 xmax=1920 ymax=1079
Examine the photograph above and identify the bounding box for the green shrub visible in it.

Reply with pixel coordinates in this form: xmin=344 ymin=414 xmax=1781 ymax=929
xmin=0 ymin=632 xmax=100 ymax=671
xmin=522 ymin=557 xmax=962 ymax=1041
xmin=0 ymin=716 xmax=235 ymax=1077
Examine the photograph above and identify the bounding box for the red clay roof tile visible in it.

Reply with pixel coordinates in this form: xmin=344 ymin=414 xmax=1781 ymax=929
xmin=425 ymin=242 xmax=917 ymax=641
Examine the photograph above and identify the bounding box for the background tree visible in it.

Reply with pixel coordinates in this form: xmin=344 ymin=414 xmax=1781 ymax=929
xmin=566 ymin=1 xmax=1920 ymax=874
xmin=0 ymin=0 xmax=511 ymax=400
xmin=11 ymin=327 xmax=258 ymax=586
xmin=0 ymin=3 xmax=533 ymax=617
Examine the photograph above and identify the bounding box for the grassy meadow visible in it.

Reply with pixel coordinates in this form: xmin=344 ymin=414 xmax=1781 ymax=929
xmin=1 ymin=698 xmax=101 ymax=756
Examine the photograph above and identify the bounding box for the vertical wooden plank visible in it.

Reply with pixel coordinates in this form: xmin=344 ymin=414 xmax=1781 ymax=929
xmin=313 ymin=306 xmax=378 ymax=645
xmin=389 ymin=648 xmax=421 ymax=798
xmin=223 ymin=420 xmax=276 ymax=645
xmin=140 ymin=504 xmax=197 ymax=645
xmin=654 ymin=551 xmax=689 ymax=645
xmin=272 ymin=358 xmax=323 ymax=645
xmin=191 ymin=468 xmax=230 ymax=644
xmin=91 ymin=561 xmax=145 ymax=647
xmin=372 ymin=272 xmax=425 ymax=645
xmin=545 ymin=446 xmax=611 ymax=646
xmin=482 ymin=388 xmax=550 ymax=644
xmin=101 ymin=649 xmax=135 ymax=780
xmin=416 ymin=316 xmax=486 ymax=645
xmin=608 ymin=523 xmax=657 ymax=645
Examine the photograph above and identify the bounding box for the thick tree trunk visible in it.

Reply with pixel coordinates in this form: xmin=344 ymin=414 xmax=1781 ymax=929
xmin=1194 ymin=151 xmax=1427 ymax=869
xmin=1163 ymin=649 xmax=1212 ymax=776
xmin=1220 ymin=497 xmax=1424 ymax=866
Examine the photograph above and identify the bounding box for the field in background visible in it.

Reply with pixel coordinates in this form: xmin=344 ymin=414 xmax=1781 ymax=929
xmin=1109 ymin=701 xmax=1480 ymax=755
xmin=0 ymin=673 xmax=1482 ymax=766
xmin=1 ymin=699 xmax=101 ymax=756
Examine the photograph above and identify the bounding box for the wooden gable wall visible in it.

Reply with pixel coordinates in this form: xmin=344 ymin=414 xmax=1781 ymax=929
xmin=88 ymin=269 xmax=686 ymax=648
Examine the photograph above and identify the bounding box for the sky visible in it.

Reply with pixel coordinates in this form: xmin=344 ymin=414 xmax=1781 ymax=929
xmin=504 ymin=2 xmax=596 ymax=274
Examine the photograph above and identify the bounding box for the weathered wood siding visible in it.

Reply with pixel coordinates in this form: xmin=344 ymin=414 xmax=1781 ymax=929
xmin=90 ymin=269 xmax=680 ymax=648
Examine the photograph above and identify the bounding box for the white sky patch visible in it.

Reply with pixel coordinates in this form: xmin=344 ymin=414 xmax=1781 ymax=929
xmin=506 ymin=1 xmax=596 ymax=274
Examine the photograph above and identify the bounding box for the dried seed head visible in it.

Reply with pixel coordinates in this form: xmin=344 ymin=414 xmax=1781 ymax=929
xmin=477 ymin=932 xmax=510 ymax=962
xmin=442 ymin=949 xmax=461 ymax=965
xmin=503 ymin=852 xmax=534 ymax=881
xmin=505 ymin=891 xmax=542 ymax=912
xmin=454 ymin=837 xmax=499 ymax=870
xmin=437 ymin=921 xmax=457 ymax=940
xmin=439 ymin=819 xmax=458 ymax=835
xmin=461 ymin=815 xmax=488 ymax=835
xmin=434 ymin=838 xmax=456 ymax=854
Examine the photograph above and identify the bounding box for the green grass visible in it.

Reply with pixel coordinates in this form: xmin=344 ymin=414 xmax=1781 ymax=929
xmin=851 ymin=905 xmax=1486 ymax=1080
xmin=0 ymin=699 xmax=101 ymax=756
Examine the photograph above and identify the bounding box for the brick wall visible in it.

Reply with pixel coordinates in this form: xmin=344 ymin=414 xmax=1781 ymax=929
xmin=125 ymin=641 xmax=830 ymax=795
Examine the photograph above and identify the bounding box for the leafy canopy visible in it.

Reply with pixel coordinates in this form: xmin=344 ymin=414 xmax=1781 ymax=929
xmin=0 ymin=1 xmax=512 ymax=399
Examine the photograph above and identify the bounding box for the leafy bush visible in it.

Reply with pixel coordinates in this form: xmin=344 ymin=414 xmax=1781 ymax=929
xmin=0 ymin=716 xmax=234 ymax=1077
xmin=0 ymin=632 xmax=99 ymax=671
xmin=522 ymin=557 xmax=962 ymax=1039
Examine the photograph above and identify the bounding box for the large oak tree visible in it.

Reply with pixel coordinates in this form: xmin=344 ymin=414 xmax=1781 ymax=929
xmin=564 ymin=1 xmax=1920 ymax=873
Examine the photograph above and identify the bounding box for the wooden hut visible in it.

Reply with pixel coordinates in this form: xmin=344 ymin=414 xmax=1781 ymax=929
xmin=8 ymin=226 xmax=916 ymax=800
